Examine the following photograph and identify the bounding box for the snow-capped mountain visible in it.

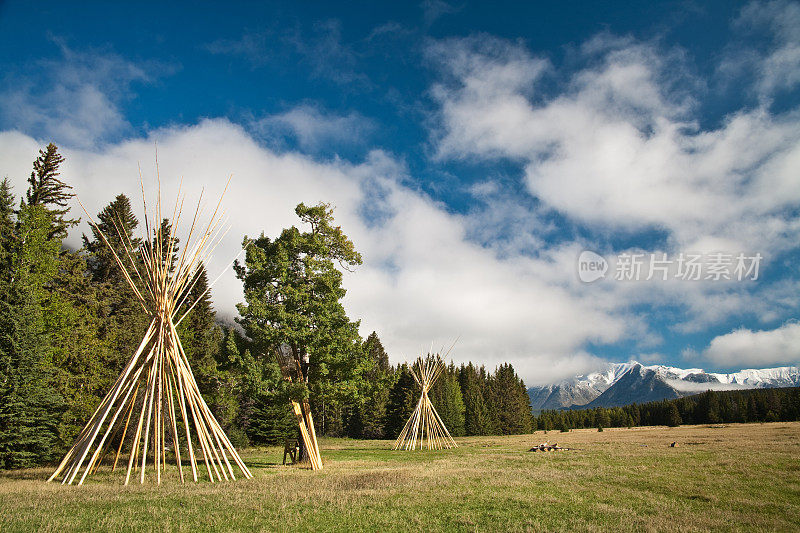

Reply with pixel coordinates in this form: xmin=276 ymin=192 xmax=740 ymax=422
xmin=528 ymin=362 xmax=635 ymax=411
xmin=528 ymin=362 xmax=800 ymax=411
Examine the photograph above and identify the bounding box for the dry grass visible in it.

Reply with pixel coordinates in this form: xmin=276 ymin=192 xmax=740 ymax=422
xmin=1 ymin=422 xmax=798 ymax=532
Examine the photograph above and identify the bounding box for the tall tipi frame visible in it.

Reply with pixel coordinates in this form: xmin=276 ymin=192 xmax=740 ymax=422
xmin=393 ymin=356 xmax=458 ymax=451
xmin=49 ymin=178 xmax=252 ymax=485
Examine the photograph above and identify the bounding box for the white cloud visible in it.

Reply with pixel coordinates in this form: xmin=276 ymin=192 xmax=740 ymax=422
xmin=0 ymin=40 xmax=155 ymax=148
xmin=251 ymin=105 xmax=375 ymax=152
xmin=428 ymin=35 xmax=800 ymax=256
xmin=0 ymin=121 xmax=637 ymax=385
xmin=730 ymin=0 xmax=800 ymax=100
xmin=702 ymin=321 xmax=800 ymax=367
xmin=423 ymin=29 xmax=800 ymax=339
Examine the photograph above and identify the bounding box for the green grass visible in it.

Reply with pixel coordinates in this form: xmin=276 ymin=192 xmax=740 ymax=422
xmin=1 ymin=422 xmax=798 ymax=532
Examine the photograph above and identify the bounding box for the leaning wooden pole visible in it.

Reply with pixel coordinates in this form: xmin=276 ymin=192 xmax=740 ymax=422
xmin=50 ymin=175 xmax=251 ymax=485
xmin=276 ymin=346 xmax=323 ymax=470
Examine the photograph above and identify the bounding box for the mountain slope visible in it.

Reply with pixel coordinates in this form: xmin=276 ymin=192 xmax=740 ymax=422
xmin=586 ymin=365 xmax=682 ymax=408
xmin=529 ymin=362 xmax=800 ymax=411
xmin=527 ymin=363 xmax=635 ymax=411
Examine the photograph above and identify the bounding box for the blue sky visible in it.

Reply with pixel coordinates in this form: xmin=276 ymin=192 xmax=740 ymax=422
xmin=1 ymin=0 xmax=799 ymax=384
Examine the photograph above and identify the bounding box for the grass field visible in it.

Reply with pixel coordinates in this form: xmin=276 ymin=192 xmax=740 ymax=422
xmin=1 ymin=422 xmax=798 ymax=532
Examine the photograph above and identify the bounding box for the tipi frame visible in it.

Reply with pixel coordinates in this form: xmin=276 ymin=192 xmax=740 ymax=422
xmin=393 ymin=356 xmax=458 ymax=451
xmin=48 ymin=177 xmax=252 ymax=485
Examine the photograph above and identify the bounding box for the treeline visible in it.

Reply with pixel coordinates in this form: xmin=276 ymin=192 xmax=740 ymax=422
xmin=535 ymin=387 xmax=800 ymax=431
xmin=349 ymin=341 xmax=533 ymax=440
xmin=0 ymin=144 xmax=534 ymax=469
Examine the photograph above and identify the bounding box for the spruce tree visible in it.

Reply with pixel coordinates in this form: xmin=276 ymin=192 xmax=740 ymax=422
xmin=82 ymin=194 xmax=149 ymax=372
xmin=0 ymin=179 xmax=15 ymax=277
xmin=348 ymin=331 xmax=392 ymax=438
xmin=488 ymin=364 xmax=533 ymax=435
xmin=25 ymin=144 xmax=77 ymax=239
xmin=363 ymin=331 xmax=389 ymax=374
xmin=430 ymin=362 xmax=465 ymax=437
xmin=384 ymin=364 xmax=417 ymax=438
xmin=460 ymin=363 xmax=492 ymax=435
xmin=179 ymin=264 xmax=221 ymax=396
xmin=666 ymin=403 xmax=682 ymax=427
xmin=0 ymin=204 xmax=65 ymax=467
xmin=83 ymin=194 xmax=141 ymax=283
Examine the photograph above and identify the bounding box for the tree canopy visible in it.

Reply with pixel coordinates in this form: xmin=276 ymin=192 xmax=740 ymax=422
xmin=235 ymin=202 xmax=369 ymax=434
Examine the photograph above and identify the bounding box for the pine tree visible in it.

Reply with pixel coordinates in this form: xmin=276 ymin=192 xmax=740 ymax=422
xmin=47 ymin=247 xmax=119 ymax=446
xmin=459 ymin=363 xmax=492 ymax=436
xmin=238 ymin=346 xmax=296 ymax=445
xmin=0 ymin=179 xmax=15 ymax=278
xmin=82 ymin=194 xmax=149 ymax=373
xmin=666 ymin=403 xmax=682 ymax=427
xmin=384 ymin=365 xmax=417 ymax=438
xmin=363 ymin=331 xmax=389 ymax=374
xmin=147 ymin=218 xmax=179 ymax=271
xmin=0 ymin=179 xmax=14 ymax=236
xmin=488 ymin=364 xmax=533 ymax=435
xmin=0 ymin=203 xmax=66 ymax=467
xmin=83 ymin=194 xmax=141 ymax=283
xmin=235 ymin=202 xmax=368 ymax=436
xmin=430 ymin=362 xmax=465 ymax=437
xmin=349 ymin=331 xmax=392 ymax=439
xmin=25 ymin=144 xmax=77 ymax=239
xmin=178 ymin=264 xmax=221 ymax=396
xmin=358 ymin=384 xmax=390 ymax=439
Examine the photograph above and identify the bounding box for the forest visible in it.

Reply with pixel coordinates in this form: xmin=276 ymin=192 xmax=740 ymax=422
xmin=535 ymin=386 xmax=800 ymax=432
xmin=0 ymin=144 xmax=534 ymax=469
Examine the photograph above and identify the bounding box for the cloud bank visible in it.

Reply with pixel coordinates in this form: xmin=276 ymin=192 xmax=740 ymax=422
xmin=703 ymin=321 xmax=800 ymax=367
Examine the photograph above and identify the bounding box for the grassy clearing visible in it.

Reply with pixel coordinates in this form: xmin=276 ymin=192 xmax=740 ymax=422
xmin=1 ymin=422 xmax=798 ymax=532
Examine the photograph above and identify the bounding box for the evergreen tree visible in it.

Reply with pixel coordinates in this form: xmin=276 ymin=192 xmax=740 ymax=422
xmin=235 ymin=202 xmax=368 ymax=436
xmin=430 ymin=362 xmax=465 ymax=437
xmin=0 ymin=179 xmax=16 ymax=278
xmin=596 ymin=408 xmax=611 ymax=429
xmin=384 ymin=364 xmax=417 ymax=438
xmin=488 ymin=364 xmax=533 ymax=435
xmin=178 ymin=264 xmax=221 ymax=395
xmin=696 ymin=390 xmax=721 ymax=424
xmin=666 ymin=403 xmax=682 ymax=427
xmin=459 ymin=363 xmax=492 ymax=435
xmin=82 ymin=194 xmax=148 ymax=374
xmin=145 ymin=218 xmax=179 ymax=272
xmin=363 ymin=331 xmax=389 ymax=373
xmin=0 ymin=179 xmax=14 ymax=239
xmin=237 ymin=345 xmax=296 ymax=445
xmin=83 ymin=194 xmax=141 ymax=283
xmin=357 ymin=384 xmax=391 ymax=439
xmin=25 ymin=144 xmax=77 ymax=239
xmin=0 ymin=203 xmax=66 ymax=467
xmin=47 ymin=246 xmax=116 ymax=442
xmin=347 ymin=332 xmax=393 ymax=439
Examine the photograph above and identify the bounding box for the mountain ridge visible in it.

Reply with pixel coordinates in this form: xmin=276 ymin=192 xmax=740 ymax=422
xmin=528 ymin=362 xmax=800 ymax=411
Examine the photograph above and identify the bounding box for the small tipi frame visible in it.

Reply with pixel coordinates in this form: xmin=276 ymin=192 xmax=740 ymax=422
xmin=393 ymin=356 xmax=458 ymax=451
xmin=49 ymin=178 xmax=252 ymax=485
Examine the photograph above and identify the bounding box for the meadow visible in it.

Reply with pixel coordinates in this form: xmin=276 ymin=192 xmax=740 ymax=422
xmin=1 ymin=422 xmax=798 ymax=532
